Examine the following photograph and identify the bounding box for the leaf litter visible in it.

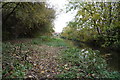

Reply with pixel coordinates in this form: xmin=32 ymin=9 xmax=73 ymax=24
xmin=26 ymin=45 xmax=65 ymax=78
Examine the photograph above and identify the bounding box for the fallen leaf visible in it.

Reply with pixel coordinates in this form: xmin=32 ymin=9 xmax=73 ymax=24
xmin=64 ymin=64 xmax=68 ymax=67
xmin=47 ymin=74 xmax=50 ymax=77
xmin=41 ymin=71 xmax=45 ymax=74
xmin=28 ymin=75 xmax=33 ymax=78
xmin=65 ymin=67 xmax=69 ymax=70
xmin=52 ymin=71 xmax=54 ymax=73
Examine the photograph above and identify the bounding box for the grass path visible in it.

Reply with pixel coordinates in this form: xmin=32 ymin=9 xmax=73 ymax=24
xmin=2 ymin=37 xmax=67 ymax=78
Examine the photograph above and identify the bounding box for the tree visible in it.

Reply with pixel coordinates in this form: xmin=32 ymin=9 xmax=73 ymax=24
xmin=2 ymin=2 xmax=55 ymax=40
xmin=62 ymin=1 xmax=120 ymax=49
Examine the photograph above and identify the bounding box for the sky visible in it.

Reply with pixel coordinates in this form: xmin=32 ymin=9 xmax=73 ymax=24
xmin=47 ymin=0 xmax=118 ymax=33
xmin=47 ymin=0 xmax=77 ymax=33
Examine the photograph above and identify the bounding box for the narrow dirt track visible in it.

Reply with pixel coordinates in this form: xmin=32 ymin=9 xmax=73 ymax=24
xmin=26 ymin=45 xmax=65 ymax=79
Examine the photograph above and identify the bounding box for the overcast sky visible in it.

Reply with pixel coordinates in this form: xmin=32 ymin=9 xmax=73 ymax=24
xmin=47 ymin=0 xmax=77 ymax=33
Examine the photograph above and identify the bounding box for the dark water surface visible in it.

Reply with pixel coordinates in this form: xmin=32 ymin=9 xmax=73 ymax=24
xmin=65 ymin=40 xmax=120 ymax=71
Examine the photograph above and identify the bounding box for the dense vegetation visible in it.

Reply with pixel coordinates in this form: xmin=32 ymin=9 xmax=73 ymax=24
xmin=2 ymin=2 xmax=55 ymax=40
xmin=3 ymin=36 xmax=120 ymax=79
xmin=61 ymin=2 xmax=120 ymax=51
xmin=57 ymin=48 xmax=120 ymax=79
xmin=2 ymin=2 xmax=56 ymax=78
xmin=2 ymin=1 xmax=120 ymax=79
xmin=3 ymin=42 xmax=33 ymax=78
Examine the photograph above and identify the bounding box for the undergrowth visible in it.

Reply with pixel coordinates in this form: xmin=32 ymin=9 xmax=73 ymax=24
xmin=56 ymin=48 xmax=120 ymax=79
xmin=31 ymin=36 xmax=67 ymax=47
xmin=2 ymin=36 xmax=120 ymax=79
xmin=2 ymin=36 xmax=67 ymax=78
xmin=2 ymin=42 xmax=33 ymax=78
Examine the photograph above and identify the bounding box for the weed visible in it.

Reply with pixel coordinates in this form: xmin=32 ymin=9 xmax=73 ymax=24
xmin=45 ymin=38 xmax=67 ymax=47
xmin=30 ymin=36 xmax=67 ymax=47
xmin=57 ymin=48 xmax=120 ymax=78
xmin=2 ymin=42 xmax=33 ymax=78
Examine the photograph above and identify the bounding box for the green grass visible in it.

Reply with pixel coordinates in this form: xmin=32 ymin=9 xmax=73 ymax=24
xmin=44 ymin=38 xmax=67 ymax=47
xmin=31 ymin=36 xmax=68 ymax=47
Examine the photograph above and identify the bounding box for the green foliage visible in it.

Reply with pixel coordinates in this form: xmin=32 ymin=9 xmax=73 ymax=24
xmin=2 ymin=42 xmax=33 ymax=78
xmin=57 ymin=48 xmax=120 ymax=78
xmin=2 ymin=2 xmax=55 ymax=40
xmin=102 ymin=27 xmax=120 ymax=49
xmin=30 ymin=36 xmax=67 ymax=47
xmin=2 ymin=37 xmax=120 ymax=78
xmin=62 ymin=2 xmax=120 ymax=50
xmin=30 ymin=38 xmax=43 ymax=45
xmin=44 ymin=38 xmax=67 ymax=47
xmin=30 ymin=36 xmax=52 ymax=45
xmin=39 ymin=36 xmax=52 ymax=41
xmin=2 ymin=37 xmax=67 ymax=78
xmin=3 ymin=62 xmax=26 ymax=78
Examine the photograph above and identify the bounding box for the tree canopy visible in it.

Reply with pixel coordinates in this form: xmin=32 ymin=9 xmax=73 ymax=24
xmin=2 ymin=2 xmax=55 ymax=40
xmin=61 ymin=2 xmax=120 ymax=49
